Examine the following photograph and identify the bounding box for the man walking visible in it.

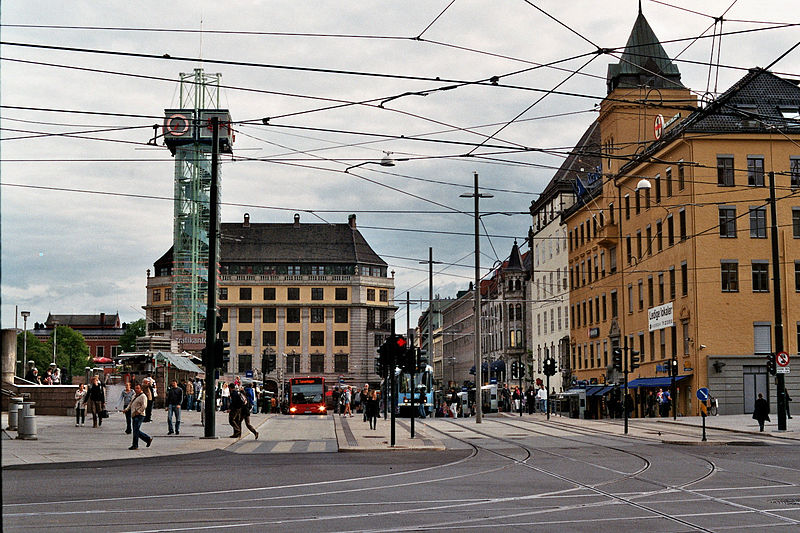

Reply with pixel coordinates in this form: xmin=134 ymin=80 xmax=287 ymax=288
xmin=228 ymin=383 xmax=244 ymax=438
xmin=124 ymin=384 xmax=153 ymax=450
xmin=166 ymin=379 xmax=183 ymax=435
xmin=185 ymin=379 xmax=195 ymax=411
xmin=142 ymin=377 xmax=154 ymax=422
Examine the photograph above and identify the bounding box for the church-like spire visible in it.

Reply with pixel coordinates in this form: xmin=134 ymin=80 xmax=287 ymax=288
xmin=607 ymin=8 xmax=683 ymax=93
xmin=505 ymin=240 xmax=524 ymax=272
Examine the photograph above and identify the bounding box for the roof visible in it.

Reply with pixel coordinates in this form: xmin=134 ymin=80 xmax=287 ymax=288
xmin=45 ymin=313 xmax=120 ymax=329
xmin=505 ymin=241 xmax=525 ymax=272
xmin=155 ymin=352 xmax=203 ymax=373
xmin=606 ymin=9 xmax=683 ymax=93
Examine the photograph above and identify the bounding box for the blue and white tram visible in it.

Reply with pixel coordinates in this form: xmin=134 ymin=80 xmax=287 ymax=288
xmin=397 ymin=364 xmax=434 ymax=416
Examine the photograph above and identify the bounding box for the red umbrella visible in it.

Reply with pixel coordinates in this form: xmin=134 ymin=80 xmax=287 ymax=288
xmin=93 ymin=357 xmax=113 ymax=364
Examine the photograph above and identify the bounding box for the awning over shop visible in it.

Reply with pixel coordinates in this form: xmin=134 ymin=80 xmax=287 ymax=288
xmin=587 ymin=385 xmax=614 ymax=396
xmin=490 ymin=360 xmax=505 ymax=372
xmin=627 ymin=375 xmax=688 ymax=389
xmin=155 ymin=352 xmax=203 ymax=373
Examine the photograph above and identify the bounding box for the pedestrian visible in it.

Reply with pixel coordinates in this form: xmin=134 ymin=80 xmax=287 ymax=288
xmin=752 ymin=393 xmax=770 ymax=432
xmin=526 ymin=387 xmax=536 ymax=414
xmin=366 ymin=390 xmax=379 ymax=429
xmin=221 ymin=382 xmax=231 ymax=411
xmin=646 ymin=391 xmax=656 ymax=418
xmin=118 ymin=381 xmax=135 ymax=434
xmin=43 ymin=369 xmax=53 ymax=385
xmin=501 ymin=384 xmax=511 ymax=412
xmin=332 ymin=387 xmax=341 ymax=415
xmin=343 ymin=386 xmax=353 ymax=417
xmin=24 ymin=362 xmax=37 ymax=383
xmin=52 ymin=367 xmax=61 ymax=385
xmin=195 ymin=378 xmax=203 ymax=411
xmin=141 ymin=377 xmax=154 ymax=422
xmin=362 ymin=384 xmax=370 ymax=421
xmin=185 ymin=379 xmax=194 ymax=411
xmin=418 ymin=388 xmax=427 ymax=418
xmin=238 ymin=387 xmax=259 ymax=439
xmin=228 ymin=383 xmax=244 ymax=438
xmin=74 ymin=383 xmax=87 ymax=427
xmin=124 ymin=384 xmax=153 ymax=450
xmin=166 ymin=379 xmax=183 ymax=435
xmin=86 ymin=375 xmax=106 ymax=428
xmin=624 ymin=393 xmax=634 ymax=418
xmin=784 ymin=388 xmax=792 ymax=419
xmin=246 ymin=383 xmax=257 ymax=415
xmin=537 ymin=385 xmax=548 ymax=414
xmin=512 ymin=387 xmax=522 ymax=413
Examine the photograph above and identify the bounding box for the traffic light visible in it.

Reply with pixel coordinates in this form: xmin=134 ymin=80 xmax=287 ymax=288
xmin=201 ymin=346 xmax=211 ymax=368
xmin=417 ymin=349 xmax=428 ymax=373
xmin=766 ymin=353 xmax=777 ymax=375
xmin=543 ymin=357 xmax=556 ymax=377
xmin=670 ymin=357 xmax=679 ymax=377
xmin=612 ymin=348 xmax=623 ymax=371
xmin=374 ymin=356 xmax=383 ymax=376
xmin=214 ymin=339 xmax=230 ymax=369
xmin=262 ymin=350 xmax=276 ymax=374
xmin=510 ymin=361 xmax=518 ymax=379
xmin=629 ymin=350 xmax=640 ymax=371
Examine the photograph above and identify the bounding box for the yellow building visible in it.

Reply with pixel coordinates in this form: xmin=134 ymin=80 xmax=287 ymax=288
xmin=564 ymin=11 xmax=799 ymax=417
xmin=144 ymin=213 xmax=396 ymax=388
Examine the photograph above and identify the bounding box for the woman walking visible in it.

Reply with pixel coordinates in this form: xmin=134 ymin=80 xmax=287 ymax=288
xmin=365 ymin=390 xmax=379 ymax=430
xmin=752 ymin=393 xmax=770 ymax=432
xmin=86 ymin=376 xmax=106 ymax=428
xmin=74 ymin=383 xmax=87 ymax=427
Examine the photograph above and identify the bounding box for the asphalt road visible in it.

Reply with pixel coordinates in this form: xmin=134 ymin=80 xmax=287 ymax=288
xmin=4 ymin=416 xmax=800 ymax=532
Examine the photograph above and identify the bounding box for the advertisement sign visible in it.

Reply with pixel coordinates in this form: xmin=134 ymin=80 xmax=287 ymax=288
xmin=648 ymin=302 xmax=674 ymax=332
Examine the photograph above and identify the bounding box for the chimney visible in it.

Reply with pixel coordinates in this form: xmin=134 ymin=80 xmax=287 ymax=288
xmin=293 ymin=213 xmax=300 ymax=227
xmin=348 ymin=214 xmax=357 ymax=229
xmin=243 ymin=213 xmax=250 ymax=228
xmin=100 ymin=312 xmax=106 ymax=327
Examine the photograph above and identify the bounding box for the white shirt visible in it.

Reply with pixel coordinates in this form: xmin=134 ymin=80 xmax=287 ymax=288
xmin=537 ymin=388 xmax=548 ymax=400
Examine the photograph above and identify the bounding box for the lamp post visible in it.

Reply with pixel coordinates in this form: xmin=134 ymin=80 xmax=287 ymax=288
xmin=615 ymin=177 xmax=651 ymax=435
xmin=769 ymin=171 xmax=787 ymax=431
xmin=460 ymin=172 xmax=493 ymax=423
xmin=51 ymin=320 xmax=59 ymax=366
xmin=344 ymin=152 xmax=396 ymax=173
xmin=21 ymin=311 xmax=30 ymax=377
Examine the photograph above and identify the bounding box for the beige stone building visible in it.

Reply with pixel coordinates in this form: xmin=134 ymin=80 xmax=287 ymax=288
xmin=564 ymin=11 xmax=800 ymax=416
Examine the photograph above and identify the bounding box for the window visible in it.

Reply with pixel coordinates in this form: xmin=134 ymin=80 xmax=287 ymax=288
xmin=311 ymin=288 xmax=324 ymax=300
xmin=669 ymin=266 xmax=676 ymax=299
xmin=717 ymin=155 xmax=734 ymax=186
xmin=625 ymin=194 xmax=631 ymax=219
xmin=263 ymin=287 xmax=275 ymax=300
xmin=626 ymin=235 xmax=632 ymax=264
xmin=791 ymin=157 xmax=800 ymax=188
xmin=334 ymin=331 xmax=348 ymax=346
xmin=660 ymin=329 xmax=666 ymax=359
xmin=793 ymin=208 xmax=800 ymax=238
xmin=96 ymin=346 xmax=104 ymax=357
xmin=646 ymin=225 xmax=652 ymax=256
xmin=747 ymin=156 xmax=765 ymax=186
xmin=681 ymin=261 xmax=688 ymax=296
xmin=262 ymin=330 xmax=276 ymax=346
xmin=719 ymin=207 xmax=737 ymax=237
xmin=609 ymin=246 xmax=617 ymax=273
xmin=239 ymin=288 xmax=252 ymax=300
xmin=287 ymin=287 xmax=300 ymax=300
xmin=165 ymin=288 xmax=172 ymax=301
xmin=238 ymin=331 xmax=252 ymax=346
xmin=679 ymin=209 xmax=687 ymax=241
xmin=335 ymin=287 xmax=348 ymax=301
xmin=645 ymin=187 xmax=651 ymax=210
xmin=310 ymin=308 xmax=324 ymax=323
xmin=627 ymin=284 xmax=633 ymax=313
xmin=334 ymin=354 xmax=348 ymax=373
xmin=635 ymin=189 xmax=641 ymax=215
xmin=286 ymin=308 xmax=300 ymax=323
xmin=666 ymin=167 xmax=673 ymax=197
xmin=287 ymin=265 xmax=300 ymax=275
xmin=754 ymin=323 xmax=772 ymax=354
xmin=656 ymin=220 xmax=663 ymax=252
xmin=658 ymin=272 xmax=665 ymax=303
xmin=286 ymin=353 xmax=300 ymax=372
xmin=152 ymin=289 xmax=160 ymax=302
xmin=310 ymin=354 xmax=324 ymax=373
xmin=721 ymin=261 xmax=739 ymax=292
xmin=263 ymin=308 xmax=276 ymax=323
xmin=647 ymin=276 xmax=654 ymax=307
xmin=654 ymin=174 xmax=661 ymax=203
xmin=749 ymin=207 xmax=767 ymax=238
xmin=238 ymin=354 xmax=252 ymax=373
xmin=239 ymin=308 xmax=252 ymax=323
xmin=752 ymin=261 xmax=769 ymax=292
xmin=636 ymin=231 xmax=642 ymax=259
xmin=667 ymin=215 xmax=674 ymax=246
xmin=310 ymin=331 xmax=325 ymax=346
xmin=678 ymin=162 xmax=685 ymax=190
xmin=367 ymin=288 xmax=375 ymax=301
xmin=638 ymin=279 xmax=644 ymax=310
xmin=379 ymin=290 xmax=388 ymax=302
xmin=334 ymin=308 xmax=348 ymax=323
xmin=796 ymin=261 xmax=800 ymax=292
xmin=286 ymin=331 xmax=300 ymax=346
xmin=610 ymin=290 xmax=618 ymax=318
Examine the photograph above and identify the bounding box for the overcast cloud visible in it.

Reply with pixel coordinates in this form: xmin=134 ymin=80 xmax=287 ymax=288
xmin=2 ymin=0 xmax=799 ymax=330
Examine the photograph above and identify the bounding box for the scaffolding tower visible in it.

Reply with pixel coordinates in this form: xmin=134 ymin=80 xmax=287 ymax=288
xmin=163 ymin=69 xmax=230 ymax=334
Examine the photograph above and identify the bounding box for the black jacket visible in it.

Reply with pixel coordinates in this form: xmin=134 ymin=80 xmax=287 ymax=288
xmin=166 ymin=386 xmax=184 ymax=406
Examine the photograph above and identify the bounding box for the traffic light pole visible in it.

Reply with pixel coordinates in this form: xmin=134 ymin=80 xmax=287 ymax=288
xmin=408 ymin=293 xmax=415 ymax=440
xmin=518 ymin=354 xmax=523 ymax=417
xmin=623 ymin=337 xmax=629 ymax=435
xmin=671 ymin=358 xmax=678 ymax=421
xmin=769 ymin=172 xmax=787 ymax=431
xmin=203 ymin=117 xmax=220 ymax=439
xmin=390 ymin=319 xmax=397 ymax=447
xmin=546 ymin=373 xmax=551 ymax=420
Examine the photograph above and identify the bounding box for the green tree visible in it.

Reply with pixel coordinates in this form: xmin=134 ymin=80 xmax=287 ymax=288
xmin=119 ymin=318 xmax=147 ymax=352
xmin=16 ymin=331 xmax=52 ymax=378
xmin=54 ymin=326 xmax=90 ymax=379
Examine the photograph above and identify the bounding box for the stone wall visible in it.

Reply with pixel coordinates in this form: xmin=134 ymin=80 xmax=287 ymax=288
xmin=10 ymin=385 xmax=78 ymax=415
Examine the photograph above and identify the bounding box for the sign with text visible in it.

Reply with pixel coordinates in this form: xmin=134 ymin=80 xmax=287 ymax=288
xmin=648 ymin=302 xmax=674 ymax=332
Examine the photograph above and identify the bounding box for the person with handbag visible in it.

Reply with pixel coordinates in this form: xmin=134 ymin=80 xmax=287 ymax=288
xmin=86 ymin=375 xmax=106 ymax=428
xmin=74 ymin=383 xmax=87 ymax=427
xmin=124 ymin=383 xmax=153 ymax=450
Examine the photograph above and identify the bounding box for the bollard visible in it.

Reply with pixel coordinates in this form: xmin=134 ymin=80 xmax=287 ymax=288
xmin=7 ymin=397 xmax=23 ymax=431
xmin=17 ymin=401 xmax=38 ymax=440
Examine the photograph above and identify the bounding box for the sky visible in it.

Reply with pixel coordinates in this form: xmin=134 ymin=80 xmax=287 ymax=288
xmin=2 ymin=0 xmax=799 ymax=331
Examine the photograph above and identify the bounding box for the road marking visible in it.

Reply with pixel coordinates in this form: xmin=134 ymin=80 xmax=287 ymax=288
xmin=271 ymin=441 xmax=294 ymax=453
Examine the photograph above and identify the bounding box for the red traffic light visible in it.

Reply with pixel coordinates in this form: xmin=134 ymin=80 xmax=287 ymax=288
xmin=395 ymin=337 xmax=407 ymax=349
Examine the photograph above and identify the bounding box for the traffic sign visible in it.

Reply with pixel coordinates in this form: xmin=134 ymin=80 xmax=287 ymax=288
xmin=696 ymin=387 xmax=710 ymax=402
xmin=776 ymin=366 xmax=790 ymax=374
xmin=776 ymin=351 xmax=790 ymax=367
xmin=245 ymin=370 xmax=253 ymax=378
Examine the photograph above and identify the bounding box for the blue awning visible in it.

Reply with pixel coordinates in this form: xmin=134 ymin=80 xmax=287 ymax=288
xmin=490 ymin=360 xmax=505 ymax=372
xmin=588 ymin=385 xmax=614 ymax=396
xmin=627 ymin=376 xmax=688 ymax=389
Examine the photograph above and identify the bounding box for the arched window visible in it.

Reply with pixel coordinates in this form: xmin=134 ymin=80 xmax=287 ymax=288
xmin=516 ymin=304 xmax=523 ymax=320
xmin=508 ymin=280 xmax=514 ymax=292
xmin=515 ymin=279 xmax=522 ymax=291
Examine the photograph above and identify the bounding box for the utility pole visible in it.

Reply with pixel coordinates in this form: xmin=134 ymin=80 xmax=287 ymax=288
xmin=461 ymin=172 xmax=493 ymax=423
xmin=203 ymin=117 xmax=220 ymax=439
xmin=408 ymin=292 xmax=415 ymax=439
xmin=623 ymin=336 xmax=629 ymax=435
xmin=769 ymin=172 xmax=787 ymax=431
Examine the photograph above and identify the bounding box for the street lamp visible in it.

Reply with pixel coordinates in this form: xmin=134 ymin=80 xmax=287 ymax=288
xmin=20 ymin=311 xmax=30 ymax=377
xmin=51 ymin=320 xmax=59 ymax=366
xmin=344 ymin=152 xmax=396 ymax=173
xmin=460 ymin=172 xmax=493 ymax=423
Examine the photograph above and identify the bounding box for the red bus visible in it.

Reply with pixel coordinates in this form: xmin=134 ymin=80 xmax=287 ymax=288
xmin=287 ymin=377 xmax=327 ymax=414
